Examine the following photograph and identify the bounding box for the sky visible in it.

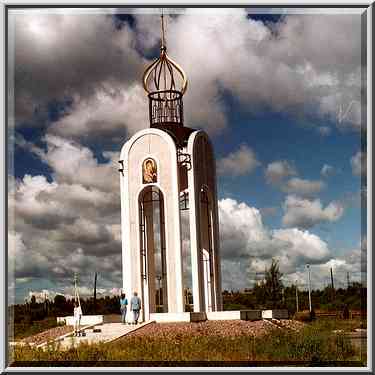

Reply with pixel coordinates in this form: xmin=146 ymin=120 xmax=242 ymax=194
xmin=7 ymin=7 xmax=367 ymax=304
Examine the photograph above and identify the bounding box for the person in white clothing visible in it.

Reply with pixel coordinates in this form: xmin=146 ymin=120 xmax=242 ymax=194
xmin=73 ymin=301 xmax=82 ymax=336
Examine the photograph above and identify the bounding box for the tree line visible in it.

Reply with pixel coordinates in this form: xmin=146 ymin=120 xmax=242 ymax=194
xmin=223 ymin=259 xmax=366 ymax=314
xmin=9 ymin=260 xmax=366 ymax=326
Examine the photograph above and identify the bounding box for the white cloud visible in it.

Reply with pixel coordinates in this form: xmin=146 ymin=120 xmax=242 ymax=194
xmin=218 ymin=198 xmax=332 ymax=289
xmin=9 ymin=176 xmax=359 ymax=300
xmin=281 ymin=195 xmax=344 ymax=229
xmin=8 ymin=171 xmax=123 ymax=300
xmin=157 ymin=11 xmax=362 ymax=132
xmin=31 ymin=134 xmax=119 ymax=193
xmin=217 ymin=144 xmax=260 ymax=177
xmin=265 ymin=160 xmax=297 ymax=184
xmin=351 ymin=150 xmax=366 ymax=176
xmin=317 ymin=126 xmax=331 ymax=136
xmin=321 ymin=164 xmax=335 ymax=177
xmin=13 ymin=12 xmax=143 ymax=125
xmin=281 ymin=177 xmax=325 ymax=197
xmin=48 ymin=84 xmax=149 ymax=141
xmin=13 ymin=11 xmax=362 ymax=137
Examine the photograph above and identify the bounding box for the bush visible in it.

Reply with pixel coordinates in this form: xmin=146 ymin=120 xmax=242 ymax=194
xmin=294 ymin=311 xmax=313 ymax=322
xmin=13 ymin=317 xmax=62 ymax=340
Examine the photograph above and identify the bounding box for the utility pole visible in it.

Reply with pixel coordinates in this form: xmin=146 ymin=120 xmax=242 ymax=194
xmin=295 ymin=281 xmax=299 ymax=313
xmin=93 ymin=272 xmax=97 ymax=313
xmin=74 ymin=272 xmax=81 ymax=308
xmin=347 ymin=272 xmax=350 ymax=289
xmin=330 ymin=267 xmax=335 ymax=302
xmin=307 ymin=264 xmax=312 ymax=313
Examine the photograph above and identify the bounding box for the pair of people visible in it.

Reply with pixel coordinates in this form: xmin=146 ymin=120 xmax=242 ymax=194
xmin=120 ymin=292 xmax=142 ymax=325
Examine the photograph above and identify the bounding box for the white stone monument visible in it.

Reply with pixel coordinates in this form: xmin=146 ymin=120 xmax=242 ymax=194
xmin=119 ymin=15 xmax=222 ymax=322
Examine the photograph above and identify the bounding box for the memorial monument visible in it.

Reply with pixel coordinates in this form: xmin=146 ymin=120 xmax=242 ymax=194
xmin=119 ymin=14 xmax=222 ymax=322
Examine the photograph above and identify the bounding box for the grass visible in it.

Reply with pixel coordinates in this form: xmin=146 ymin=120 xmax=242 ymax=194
xmin=12 ymin=318 xmax=65 ymax=341
xmin=11 ymin=318 xmax=366 ymax=367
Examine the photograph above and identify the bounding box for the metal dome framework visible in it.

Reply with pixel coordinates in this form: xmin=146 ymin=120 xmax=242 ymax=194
xmin=142 ymin=13 xmax=188 ymax=129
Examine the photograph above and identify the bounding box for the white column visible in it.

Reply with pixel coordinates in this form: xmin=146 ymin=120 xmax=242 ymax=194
xmin=188 ymin=178 xmax=203 ymax=312
xmin=121 ymin=164 xmax=134 ymax=308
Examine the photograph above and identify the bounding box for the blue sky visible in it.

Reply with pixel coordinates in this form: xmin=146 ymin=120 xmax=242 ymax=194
xmin=216 ymin=109 xmax=362 ymax=246
xmin=8 ymin=8 xmax=367 ymax=303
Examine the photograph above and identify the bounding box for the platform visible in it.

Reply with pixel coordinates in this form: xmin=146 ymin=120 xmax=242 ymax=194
xmin=39 ymin=321 xmax=153 ymax=350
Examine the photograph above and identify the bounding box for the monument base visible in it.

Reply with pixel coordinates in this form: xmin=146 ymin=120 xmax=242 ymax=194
xmin=57 ymin=315 xmax=104 ymax=326
xmin=150 ymin=312 xmax=207 ymax=323
xmin=150 ymin=310 xmax=288 ymax=323
xmin=261 ymin=309 xmax=289 ymax=319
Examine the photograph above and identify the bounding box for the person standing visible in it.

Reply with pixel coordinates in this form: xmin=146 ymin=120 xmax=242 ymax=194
xmin=119 ymin=293 xmax=128 ymax=324
xmin=73 ymin=300 xmax=82 ymax=336
xmin=130 ymin=292 xmax=141 ymax=324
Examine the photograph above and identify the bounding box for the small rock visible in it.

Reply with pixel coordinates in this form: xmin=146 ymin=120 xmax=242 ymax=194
xmin=333 ymin=329 xmax=344 ymax=333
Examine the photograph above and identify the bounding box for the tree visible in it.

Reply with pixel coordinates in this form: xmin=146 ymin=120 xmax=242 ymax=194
xmin=264 ymin=258 xmax=284 ymax=308
xmin=252 ymin=280 xmax=265 ymax=307
xmin=54 ymin=294 xmax=67 ymax=314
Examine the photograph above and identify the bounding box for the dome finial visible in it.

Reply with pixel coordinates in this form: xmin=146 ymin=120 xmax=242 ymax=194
xmin=142 ymin=10 xmax=188 ymax=96
xmin=161 ymin=9 xmax=166 ymax=52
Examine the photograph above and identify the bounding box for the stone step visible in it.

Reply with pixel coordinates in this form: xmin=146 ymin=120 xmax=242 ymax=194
xmin=44 ymin=321 xmax=153 ymax=351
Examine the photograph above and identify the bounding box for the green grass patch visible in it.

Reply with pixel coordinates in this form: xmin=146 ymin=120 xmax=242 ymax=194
xmin=12 ymin=318 xmax=65 ymax=340
xmin=11 ymin=319 xmax=366 ymax=367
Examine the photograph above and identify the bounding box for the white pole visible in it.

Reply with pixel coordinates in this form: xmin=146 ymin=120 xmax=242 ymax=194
xmin=295 ymin=280 xmax=299 ymax=313
xmin=307 ymin=264 xmax=312 ymax=312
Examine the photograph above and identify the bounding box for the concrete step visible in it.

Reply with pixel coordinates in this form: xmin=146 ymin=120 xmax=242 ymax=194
xmin=43 ymin=321 xmax=153 ymax=351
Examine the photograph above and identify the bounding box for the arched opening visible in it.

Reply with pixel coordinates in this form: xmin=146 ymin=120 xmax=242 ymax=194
xmin=200 ymin=188 xmax=215 ymax=312
xmin=139 ymin=186 xmax=168 ymax=321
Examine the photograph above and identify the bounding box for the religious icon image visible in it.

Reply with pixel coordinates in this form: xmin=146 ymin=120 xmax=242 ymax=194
xmin=142 ymin=158 xmax=157 ymax=184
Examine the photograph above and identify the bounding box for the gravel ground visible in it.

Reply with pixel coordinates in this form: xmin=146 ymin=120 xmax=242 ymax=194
xmin=20 ymin=326 xmax=74 ymax=345
xmin=273 ymin=319 xmax=305 ymax=331
xmin=126 ymin=320 xmax=297 ymax=340
xmin=17 ymin=320 xmax=305 ymax=346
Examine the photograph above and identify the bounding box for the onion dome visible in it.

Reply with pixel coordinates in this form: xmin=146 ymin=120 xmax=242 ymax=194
xmin=142 ymin=14 xmax=187 ymax=96
xmin=142 ymin=14 xmax=189 ymax=131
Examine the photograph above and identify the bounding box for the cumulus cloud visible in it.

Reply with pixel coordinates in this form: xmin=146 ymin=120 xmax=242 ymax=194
xmin=8 ymin=148 xmax=123 ymax=299
xmin=265 ymin=160 xmax=297 ymax=184
xmin=48 ymin=84 xmax=149 ymax=142
xmin=281 ymin=177 xmax=325 ymax=197
xmin=12 ymin=10 xmax=362 ymax=137
xmin=26 ymin=134 xmax=120 ymax=193
xmin=317 ymin=126 xmax=331 ymax=136
xmin=351 ymin=150 xmax=366 ymax=176
xmin=12 ymin=12 xmax=143 ymax=125
xmin=281 ymin=195 xmax=344 ymax=229
xmin=155 ymin=11 xmax=361 ymax=132
xmin=217 ymin=144 xmax=260 ymax=177
xmin=218 ymin=198 xmax=331 ymax=289
xmin=9 ymin=175 xmax=359 ymax=300
xmin=320 ymin=164 xmax=335 ymax=177
xmin=259 ymin=206 xmax=278 ymax=217
xmin=284 ymin=237 xmax=366 ymax=290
